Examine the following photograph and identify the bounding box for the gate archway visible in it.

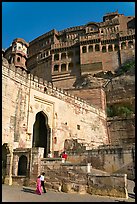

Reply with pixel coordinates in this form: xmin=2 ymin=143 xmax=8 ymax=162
xmin=32 ymin=111 xmax=50 ymax=158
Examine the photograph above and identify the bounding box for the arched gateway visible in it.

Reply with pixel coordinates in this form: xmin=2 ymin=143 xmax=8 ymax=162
xmin=32 ymin=111 xmax=51 ymax=158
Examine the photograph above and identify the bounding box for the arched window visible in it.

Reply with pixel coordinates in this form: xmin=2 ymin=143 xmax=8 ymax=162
xmin=54 ymin=65 xmax=59 ymax=72
xmin=121 ymin=42 xmax=126 ymax=49
xmin=82 ymin=46 xmax=87 ymax=53
xmin=102 ymin=46 xmax=106 ymax=53
xmin=95 ymin=44 xmax=100 ymax=51
xmin=128 ymin=41 xmax=133 ymax=48
xmin=61 ymin=53 xmax=66 ymax=60
xmin=108 ymin=45 xmax=113 ymax=52
xmin=88 ymin=45 xmax=93 ymax=52
xmin=54 ymin=54 xmax=59 ymax=61
xmin=61 ymin=64 xmax=66 ymax=72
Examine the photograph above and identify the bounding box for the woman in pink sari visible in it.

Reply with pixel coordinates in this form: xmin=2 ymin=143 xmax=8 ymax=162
xmin=36 ymin=175 xmax=42 ymax=195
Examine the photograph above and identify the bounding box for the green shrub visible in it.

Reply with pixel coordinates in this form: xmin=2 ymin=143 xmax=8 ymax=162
xmin=116 ymin=60 xmax=135 ymax=75
xmin=107 ymin=105 xmax=133 ymax=117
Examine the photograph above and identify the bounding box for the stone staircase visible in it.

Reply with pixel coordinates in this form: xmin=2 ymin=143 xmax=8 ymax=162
xmin=27 ymin=161 xmax=129 ymax=198
xmin=40 ymin=161 xmax=111 ymax=193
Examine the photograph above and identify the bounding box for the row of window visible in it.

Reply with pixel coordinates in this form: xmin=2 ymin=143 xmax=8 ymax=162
xmin=39 ymin=50 xmax=79 ymax=60
xmin=82 ymin=41 xmax=134 ymax=53
xmin=54 ymin=62 xmax=74 ymax=72
xmin=38 ymin=40 xmax=134 ymax=61
xmin=39 ymin=38 xmax=52 ymax=47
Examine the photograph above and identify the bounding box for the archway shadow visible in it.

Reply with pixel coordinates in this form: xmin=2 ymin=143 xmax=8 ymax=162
xmin=22 ymin=187 xmax=36 ymax=194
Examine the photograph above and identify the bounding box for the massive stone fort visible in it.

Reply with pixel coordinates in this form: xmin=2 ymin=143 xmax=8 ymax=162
xmin=2 ymin=11 xmax=135 ymax=187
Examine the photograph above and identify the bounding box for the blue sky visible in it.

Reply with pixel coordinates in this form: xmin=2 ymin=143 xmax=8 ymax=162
xmin=2 ymin=2 xmax=135 ymax=49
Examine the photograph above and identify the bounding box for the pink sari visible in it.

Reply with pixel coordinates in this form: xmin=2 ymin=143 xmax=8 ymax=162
xmin=36 ymin=178 xmax=42 ymax=195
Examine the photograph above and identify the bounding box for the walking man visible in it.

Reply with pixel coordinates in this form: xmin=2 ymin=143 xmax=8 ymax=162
xmin=40 ymin=172 xmax=46 ymax=193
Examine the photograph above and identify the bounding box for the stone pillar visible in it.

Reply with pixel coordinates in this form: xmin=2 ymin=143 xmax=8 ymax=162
xmin=133 ymin=39 xmax=135 ymax=46
xmin=106 ymin=44 xmax=108 ymax=52
xmin=30 ymin=147 xmax=44 ymax=180
xmin=86 ymin=45 xmax=88 ymax=53
xmin=59 ymin=63 xmax=61 ymax=72
xmin=4 ymin=145 xmax=13 ymax=185
xmin=93 ymin=44 xmax=95 ymax=52
xmin=87 ymin=163 xmax=91 ymax=173
xmin=125 ymin=40 xmax=128 ymax=48
xmin=119 ymin=42 xmax=121 ymax=50
xmin=124 ymin=174 xmax=128 ymax=199
xmin=80 ymin=46 xmax=83 ymax=54
xmin=49 ymin=128 xmax=53 ymax=156
xmin=66 ymin=63 xmax=69 ymax=71
xmin=12 ymin=155 xmax=19 ymax=176
xmin=59 ymin=53 xmax=61 ymax=61
xmin=99 ymin=42 xmax=102 ymax=52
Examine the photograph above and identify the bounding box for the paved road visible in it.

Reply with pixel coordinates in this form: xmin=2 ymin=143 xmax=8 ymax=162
xmin=2 ymin=180 xmax=135 ymax=202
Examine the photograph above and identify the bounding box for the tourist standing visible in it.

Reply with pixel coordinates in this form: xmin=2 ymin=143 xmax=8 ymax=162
xmin=36 ymin=175 xmax=42 ymax=195
xmin=61 ymin=151 xmax=68 ymax=163
xmin=48 ymin=151 xmax=52 ymax=158
xmin=40 ymin=172 xmax=47 ymax=193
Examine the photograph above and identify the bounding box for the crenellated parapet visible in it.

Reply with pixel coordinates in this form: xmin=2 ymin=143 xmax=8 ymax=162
xmin=51 ymin=29 xmax=135 ymax=51
xmin=2 ymin=57 xmax=106 ymax=118
xmin=58 ymin=26 xmax=84 ymax=35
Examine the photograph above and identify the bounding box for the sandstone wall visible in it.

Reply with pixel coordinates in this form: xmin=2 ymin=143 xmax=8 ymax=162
xmin=67 ymin=146 xmax=135 ymax=180
xmin=66 ymin=88 xmax=106 ymax=111
xmin=107 ymin=116 xmax=135 ymax=146
xmin=80 ymin=51 xmax=119 ymax=73
xmin=2 ymin=58 xmax=108 ymax=155
xmin=39 ymin=159 xmax=128 ymax=198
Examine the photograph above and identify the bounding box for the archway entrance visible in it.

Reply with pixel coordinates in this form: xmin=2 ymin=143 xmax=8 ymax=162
xmin=18 ymin=155 xmax=27 ymax=176
xmin=32 ymin=111 xmax=50 ymax=158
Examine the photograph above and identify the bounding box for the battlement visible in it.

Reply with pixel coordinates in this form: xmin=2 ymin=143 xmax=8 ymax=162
xmin=51 ymin=40 xmax=76 ymax=49
xmin=2 ymin=57 xmax=105 ymax=118
xmin=58 ymin=25 xmax=83 ymax=35
xmin=51 ymin=29 xmax=135 ymax=50
xmin=2 ymin=57 xmax=106 ymax=118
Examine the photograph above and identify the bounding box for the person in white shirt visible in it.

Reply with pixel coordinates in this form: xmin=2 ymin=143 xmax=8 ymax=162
xmin=48 ymin=151 xmax=52 ymax=158
xmin=40 ymin=172 xmax=46 ymax=193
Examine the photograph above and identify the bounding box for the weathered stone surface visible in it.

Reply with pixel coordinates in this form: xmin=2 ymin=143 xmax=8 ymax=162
xmin=2 ymin=11 xmax=135 ymax=198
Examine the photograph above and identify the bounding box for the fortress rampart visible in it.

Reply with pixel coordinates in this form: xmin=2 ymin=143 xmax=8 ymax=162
xmin=2 ymin=57 xmax=106 ymax=118
xmin=2 ymin=11 xmax=135 ymax=187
